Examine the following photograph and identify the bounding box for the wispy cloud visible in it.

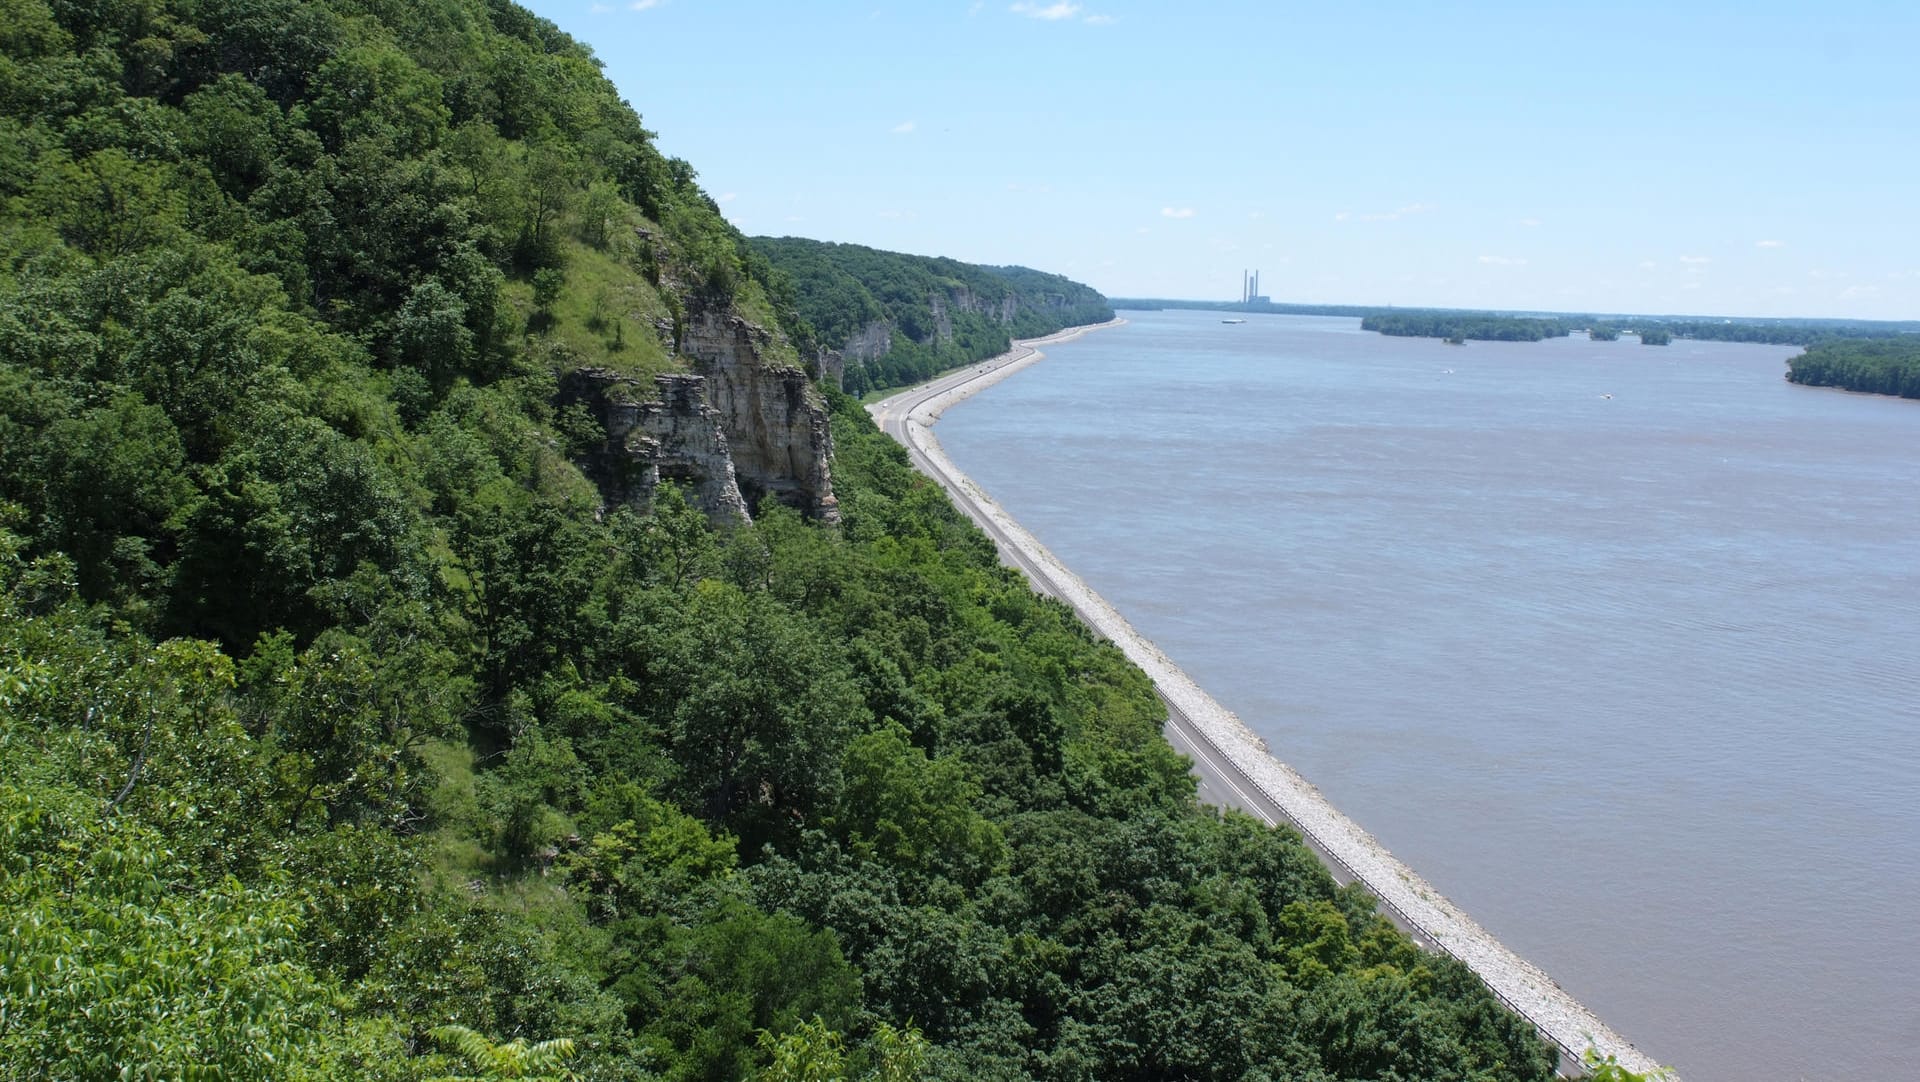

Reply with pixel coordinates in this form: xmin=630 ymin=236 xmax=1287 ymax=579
xmin=589 ymin=3 xmax=612 ymax=12
xmin=1639 ymin=260 xmax=1658 ymax=270
xmin=1755 ymin=239 xmax=1785 ymax=249
xmin=1478 ymin=255 xmax=1528 ymax=266
xmin=1678 ymin=255 xmax=1711 ymax=265
xmin=1011 ymin=1 xmax=1079 ymax=18
xmin=716 ymin=192 xmax=737 ymax=204
xmin=890 ymin=120 xmax=916 ymax=135
xmin=1161 ymin=207 xmax=1196 ymax=219
xmin=1336 ymin=202 xmax=1434 ymax=223
xmin=876 ymin=209 xmax=911 ymax=220
xmin=629 ymin=0 xmax=661 ymax=9
xmin=1518 ymin=217 xmax=1542 ymax=227
xmin=1084 ymin=13 xmax=1114 ymax=23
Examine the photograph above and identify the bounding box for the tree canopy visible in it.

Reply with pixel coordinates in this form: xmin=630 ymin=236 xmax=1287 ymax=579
xmin=750 ymin=237 xmax=1113 ymax=397
xmin=0 ymin=0 xmax=1559 ymax=1078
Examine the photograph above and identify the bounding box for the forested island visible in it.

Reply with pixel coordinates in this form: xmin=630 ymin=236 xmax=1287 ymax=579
xmin=751 ymin=237 xmax=1112 ymax=397
xmin=1785 ymin=337 xmax=1920 ymax=398
xmin=1361 ymin=312 xmax=1577 ymax=342
xmin=0 ymin=1 xmax=1561 ymax=1079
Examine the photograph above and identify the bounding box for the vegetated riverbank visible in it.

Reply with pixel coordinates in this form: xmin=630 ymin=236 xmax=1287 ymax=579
xmin=1786 ymin=336 xmax=1920 ymax=398
xmin=874 ymin=321 xmax=1670 ymax=1080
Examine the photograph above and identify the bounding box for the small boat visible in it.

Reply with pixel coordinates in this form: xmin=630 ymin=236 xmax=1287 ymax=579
xmin=1221 ymin=318 xmax=1246 ymax=324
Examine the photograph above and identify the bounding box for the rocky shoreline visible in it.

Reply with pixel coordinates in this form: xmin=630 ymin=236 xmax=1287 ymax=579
xmin=875 ymin=320 xmax=1671 ymax=1081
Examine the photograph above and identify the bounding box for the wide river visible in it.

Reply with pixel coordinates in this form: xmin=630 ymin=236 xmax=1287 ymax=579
xmin=935 ymin=310 xmax=1919 ymax=1082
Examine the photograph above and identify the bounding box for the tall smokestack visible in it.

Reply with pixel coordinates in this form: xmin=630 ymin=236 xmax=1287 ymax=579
xmin=1242 ymin=269 xmax=1249 ymax=304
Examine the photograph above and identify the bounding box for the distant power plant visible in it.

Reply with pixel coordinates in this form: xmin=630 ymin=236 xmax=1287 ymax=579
xmin=1241 ymin=269 xmax=1269 ymax=305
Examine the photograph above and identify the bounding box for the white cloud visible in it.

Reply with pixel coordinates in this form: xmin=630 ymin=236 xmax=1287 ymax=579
xmin=1756 ymin=239 xmax=1784 ymax=248
xmin=1678 ymin=255 xmax=1711 ymax=265
xmin=1478 ymin=255 xmax=1528 ymax=266
xmin=629 ymin=0 xmax=661 ymax=9
xmin=1084 ymin=13 xmax=1114 ymax=23
xmin=1135 ymin=226 xmax=1151 ymax=234
xmin=1011 ymin=2 xmax=1080 ymax=18
xmin=890 ymin=120 xmax=916 ymax=135
xmin=1161 ymin=207 xmax=1196 ymax=219
xmin=1839 ymin=284 xmax=1882 ymax=299
xmin=590 ymin=3 xmax=612 ymax=12
xmin=1519 ymin=217 xmax=1542 ymax=227
xmin=716 ymin=192 xmax=737 ymax=203
xmin=1638 ymin=260 xmax=1658 ymax=270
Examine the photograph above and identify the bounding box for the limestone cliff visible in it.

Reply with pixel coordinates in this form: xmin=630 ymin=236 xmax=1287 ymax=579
xmin=556 ymin=368 xmax=749 ymax=524
xmin=677 ymin=309 xmax=839 ymax=523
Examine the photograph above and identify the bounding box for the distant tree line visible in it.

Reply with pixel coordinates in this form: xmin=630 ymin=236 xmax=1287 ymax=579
xmin=754 ymin=238 xmax=1113 ymax=396
xmin=1361 ymin=313 xmax=1577 ymax=341
xmin=1786 ymin=337 xmax=1920 ymax=398
xmin=1120 ymin=299 xmax=1920 ymax=349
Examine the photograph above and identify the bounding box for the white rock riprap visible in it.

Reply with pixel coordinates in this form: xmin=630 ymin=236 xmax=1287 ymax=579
xmin=887 ymin=320 xmax=1671 ymax=1081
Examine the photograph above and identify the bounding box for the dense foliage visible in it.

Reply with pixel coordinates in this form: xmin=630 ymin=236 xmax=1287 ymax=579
xmin=750 ymin=237 xmax=1113 ymax=397
xmin=1360 ymin=313 xmax=1575 ymax=342
xmin=0 ymin=0 xmax=1556 ymax=1078
xmin=1785 ymin=337 xmax=1920 ymax=398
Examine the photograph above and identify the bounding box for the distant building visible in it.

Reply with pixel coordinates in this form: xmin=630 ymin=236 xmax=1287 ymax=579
xmin=1240 ymin=269 xmax=1266 ymax=305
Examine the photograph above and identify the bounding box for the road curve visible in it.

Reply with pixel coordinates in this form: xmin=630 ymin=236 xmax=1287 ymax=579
xmin=867 ymin=322 xmax=1669 ymax=1081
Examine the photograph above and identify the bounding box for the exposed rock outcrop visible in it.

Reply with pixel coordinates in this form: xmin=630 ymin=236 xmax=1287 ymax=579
xmin=678 ymin=310 xmax=839 ymax=522
xmin=927 ymin=286 xmax=1017 ymax=341
xmin=556 ymin=368 xmax=749 ymax=524
xmin=839 ymin=319 xmax=893 ymax=367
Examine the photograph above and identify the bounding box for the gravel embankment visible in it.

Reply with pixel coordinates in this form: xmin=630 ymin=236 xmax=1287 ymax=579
xmin=876 ymin=322 xmax=1672 ymax=1081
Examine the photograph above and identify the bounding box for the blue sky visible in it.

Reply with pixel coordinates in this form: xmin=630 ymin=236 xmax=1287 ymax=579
xmin=520 ymin=1 xmax=1920 ymax=320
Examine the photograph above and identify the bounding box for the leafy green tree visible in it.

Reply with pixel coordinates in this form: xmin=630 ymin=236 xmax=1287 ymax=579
xmin=830 ymin=720 xmax=1005 ymax=886
xmin=650 ymin=582 xmax=863 ymax=842
xmin=429 ymin=1025 xmax=580 ymax=1082
xmin=0 ymin=784 xmax=334 ymax=1080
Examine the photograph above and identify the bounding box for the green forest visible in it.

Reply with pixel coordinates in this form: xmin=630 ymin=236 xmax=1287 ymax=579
xmin=1129 ymin=297 xmax=1919 ymax=351
xmin=1359 ymin=313 xmax=1576 ymax=343
xmin=750 ymin=238 xmax=1113 ymax=398
xmin=1785 ymin=337 xmax=1920 ymax=398
xmin=0 ymin=0 xmax=1558 ymax=1078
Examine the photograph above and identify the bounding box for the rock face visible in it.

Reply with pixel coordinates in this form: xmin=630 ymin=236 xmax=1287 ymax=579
xmin=678 ymin=309 xmax=839 ymax=523
xmin=556 ymin=368 xmax=749 ymax=524
xmin=839 ymin=319 xmax=894 ymax=367
xmin=927 ymin=286 xmax=1016 ymax=341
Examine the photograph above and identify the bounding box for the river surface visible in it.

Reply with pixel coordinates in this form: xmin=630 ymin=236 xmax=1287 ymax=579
xmin=935 ymin=310 xmax=1920 ymax=1082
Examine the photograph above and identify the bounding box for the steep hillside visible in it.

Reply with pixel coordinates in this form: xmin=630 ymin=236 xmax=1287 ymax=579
xmin=0 ymin=2 xmax=1556 ymax=1079
xmin=752 ymin=236 xmax=1113 ymax=396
